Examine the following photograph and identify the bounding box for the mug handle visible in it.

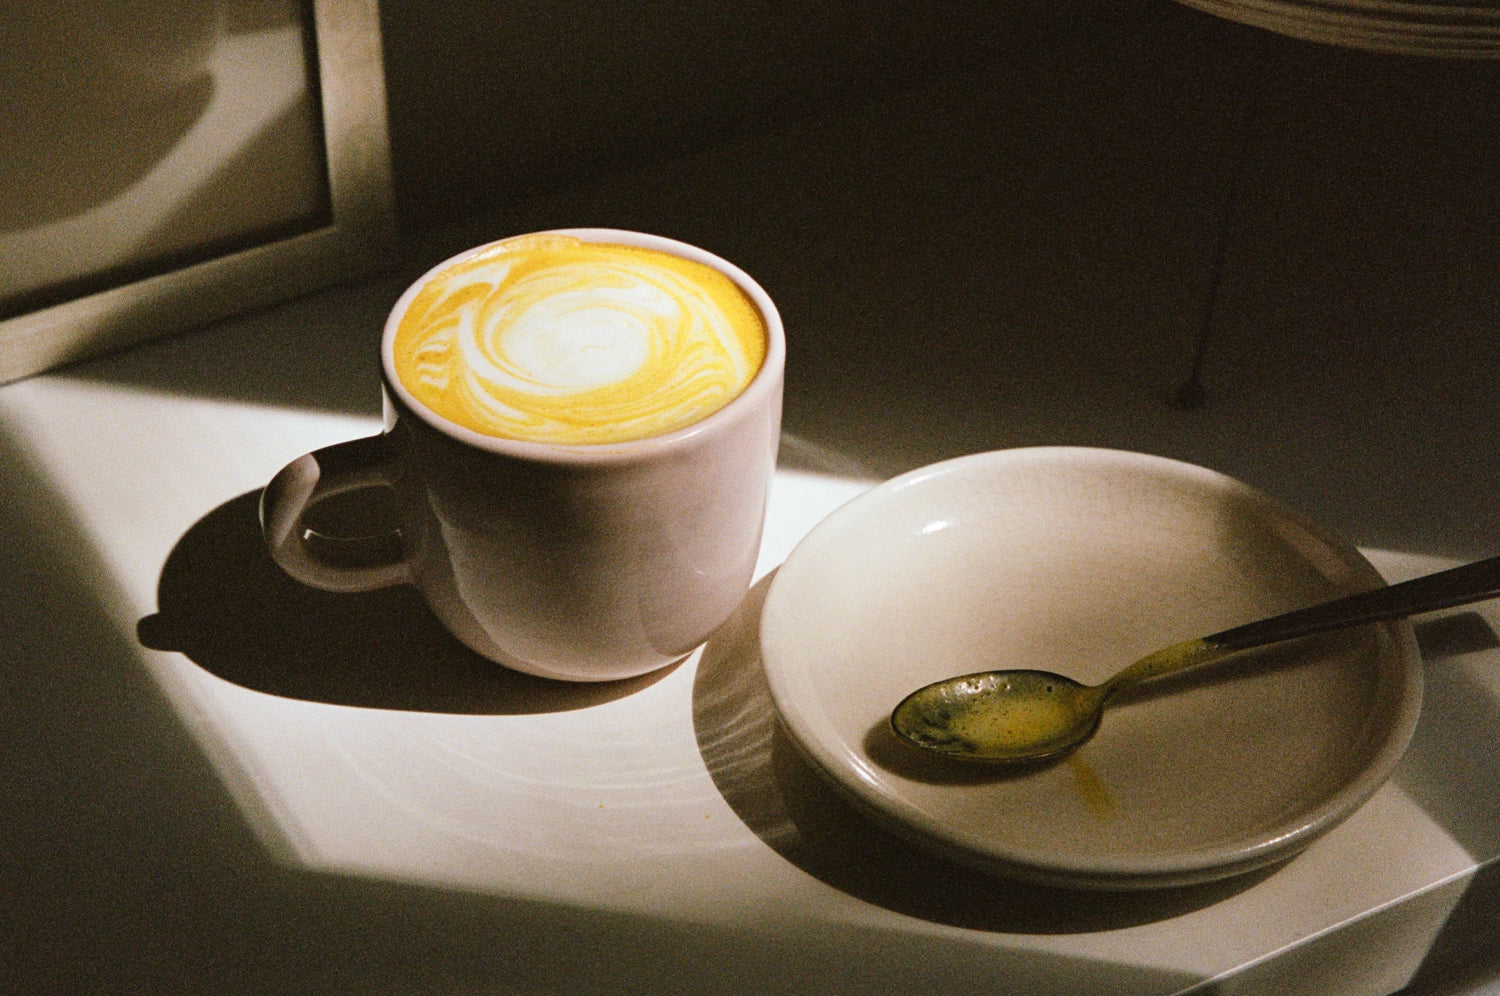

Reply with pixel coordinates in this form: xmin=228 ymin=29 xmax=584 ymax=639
xmin=260 ymin=433 xmax=413 ymax=592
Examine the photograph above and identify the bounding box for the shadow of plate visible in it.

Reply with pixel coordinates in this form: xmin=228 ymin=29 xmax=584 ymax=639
xmin=691 ymin=573 xmax=1277 ymax=934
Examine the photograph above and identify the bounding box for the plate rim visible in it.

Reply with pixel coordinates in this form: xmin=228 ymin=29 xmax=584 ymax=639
xmin=759 ymin=446 xmax=1425 ymax=890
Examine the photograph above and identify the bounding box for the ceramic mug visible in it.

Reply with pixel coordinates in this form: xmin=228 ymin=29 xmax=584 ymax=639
xmin=261 ymin=229 xmax=784 ymax=681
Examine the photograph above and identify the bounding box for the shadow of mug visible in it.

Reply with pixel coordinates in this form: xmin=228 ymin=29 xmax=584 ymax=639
xmin=138 ymin=490 xmax=676 ymax=714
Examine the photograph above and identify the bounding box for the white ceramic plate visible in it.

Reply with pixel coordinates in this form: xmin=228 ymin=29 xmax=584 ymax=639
xmin=759 ymin=447 xmax=1423 ymax=890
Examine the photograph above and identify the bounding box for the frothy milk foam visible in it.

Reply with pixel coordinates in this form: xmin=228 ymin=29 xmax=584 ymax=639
xmin=391 ymin=234 xmax=767 ymax=445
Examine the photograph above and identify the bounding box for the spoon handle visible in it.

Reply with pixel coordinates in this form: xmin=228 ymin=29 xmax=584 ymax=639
xmin=1209 ymin=554 xmax=1500 ymax=652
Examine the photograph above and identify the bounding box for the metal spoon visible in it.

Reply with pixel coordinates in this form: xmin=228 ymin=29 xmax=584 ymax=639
xmin=890 ymin=554 xmax=1500 ymax=764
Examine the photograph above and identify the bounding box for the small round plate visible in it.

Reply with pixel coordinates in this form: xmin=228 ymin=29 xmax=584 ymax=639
xmin=759 ymin=447 xmax=1422 ymax=890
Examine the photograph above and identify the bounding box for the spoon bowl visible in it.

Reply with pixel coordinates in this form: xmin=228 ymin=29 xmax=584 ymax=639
xmin=891 ymin=670 xmax=1103 ymax=762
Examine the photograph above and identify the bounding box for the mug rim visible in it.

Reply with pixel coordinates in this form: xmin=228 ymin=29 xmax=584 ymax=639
xmin=380 ymin=228 xmax=785 ymax=465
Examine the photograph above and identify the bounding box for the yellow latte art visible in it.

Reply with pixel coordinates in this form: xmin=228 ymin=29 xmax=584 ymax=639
xmin=392 ymin=235 xmax=767 ymax=445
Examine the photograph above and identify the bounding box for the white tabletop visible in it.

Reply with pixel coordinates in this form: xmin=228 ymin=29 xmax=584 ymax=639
xmin=2 ymin=269 xmax=1497 ymax=994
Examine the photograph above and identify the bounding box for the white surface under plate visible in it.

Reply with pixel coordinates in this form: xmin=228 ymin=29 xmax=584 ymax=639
xmin=760 ymin=447 xmax=1425 ymax=890
xmin=3 ymin=307 xmax=1498 ymax=995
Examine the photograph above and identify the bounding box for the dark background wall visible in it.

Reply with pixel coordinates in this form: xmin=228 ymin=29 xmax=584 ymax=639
xmin=376 ymin=0 xmax=1149 ymax=228
xmin=372 ymin=0 xmax=1500 ymax=561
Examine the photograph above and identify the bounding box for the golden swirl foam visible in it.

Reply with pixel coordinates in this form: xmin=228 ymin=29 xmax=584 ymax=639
xmin=391 ymin=235 xmax=767 ymax=445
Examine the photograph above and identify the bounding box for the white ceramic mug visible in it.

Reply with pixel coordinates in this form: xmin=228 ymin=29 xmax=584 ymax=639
xmin=261 ymin=229 xmax=784 ymax=681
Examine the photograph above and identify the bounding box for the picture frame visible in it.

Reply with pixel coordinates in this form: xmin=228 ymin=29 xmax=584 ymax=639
xmin=0 ymin=0 xmax=396 ymax=385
